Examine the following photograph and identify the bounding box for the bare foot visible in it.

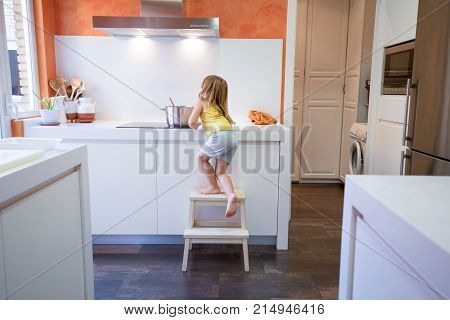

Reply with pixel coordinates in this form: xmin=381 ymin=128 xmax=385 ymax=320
xmin=225 ymin=193 xmax=238 ymax=218
xmin=199 ymin=187 xmax=222 ymax=194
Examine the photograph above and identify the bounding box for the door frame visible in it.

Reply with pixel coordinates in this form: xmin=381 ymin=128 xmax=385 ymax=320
xmin=285 ymin=0 xmax=308 ymax=181
xmin=0 ymin=2 xmax=12 ymax=139
xmin=292 ymin=0 xmax=351 ymax=183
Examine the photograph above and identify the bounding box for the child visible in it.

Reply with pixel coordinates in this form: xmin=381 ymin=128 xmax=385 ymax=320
xmin=188 ymin=75 xmax=239 ymax=218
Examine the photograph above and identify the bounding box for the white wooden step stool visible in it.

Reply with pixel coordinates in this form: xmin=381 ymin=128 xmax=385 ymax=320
xmin=182 ymin=188 xmax=249 ymax=272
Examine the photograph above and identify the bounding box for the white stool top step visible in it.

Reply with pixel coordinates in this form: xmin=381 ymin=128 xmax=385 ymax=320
xmin=184 ymin=227 xmax=249 ymax=239
xmin=189 ymin=188 xmax=246 ymax=201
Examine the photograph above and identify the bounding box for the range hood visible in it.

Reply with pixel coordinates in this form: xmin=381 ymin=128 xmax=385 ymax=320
xmin=93 ymin=0 xmax=219 ymax=38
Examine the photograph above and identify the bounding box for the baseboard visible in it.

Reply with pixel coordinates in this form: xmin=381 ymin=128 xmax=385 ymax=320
xmin=92 ymin=235 xmax=277 ymax=246
xmin=298 ymin=179 xmax=343 ymax=184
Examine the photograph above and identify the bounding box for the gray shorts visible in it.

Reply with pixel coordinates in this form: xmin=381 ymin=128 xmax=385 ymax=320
xmin=200 ymin=130 xmax=238 ymax=164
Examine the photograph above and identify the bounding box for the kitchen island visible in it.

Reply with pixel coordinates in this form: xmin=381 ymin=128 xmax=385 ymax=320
xmin=24 ymin=121 xmax=291 ymax=249
xmin=339 ymin=175 xmax=450 ymax=299
xmin=0 ymin=142 xmax=93 ymax=299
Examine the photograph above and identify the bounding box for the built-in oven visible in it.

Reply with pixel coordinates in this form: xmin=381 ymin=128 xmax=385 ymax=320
xmin=382 ymin=40 xmax=415 ymax=95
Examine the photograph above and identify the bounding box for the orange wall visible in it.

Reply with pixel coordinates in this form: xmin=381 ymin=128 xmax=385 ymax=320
xmin=184 ymin=0 xmax=288 ymax=122
xmin=35 ymin=0 xmax=287 ymax=121
xmin=184 ymin=0 xmax=287 ymax=39
xmin=33 ymin=0 xmax=56 ymax=97
xmin=53 ymin=0 xmax=140 ymax=36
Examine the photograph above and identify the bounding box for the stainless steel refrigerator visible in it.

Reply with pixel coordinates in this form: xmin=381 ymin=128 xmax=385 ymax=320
xmin=403 ymin=0 xmax=450 ymax=175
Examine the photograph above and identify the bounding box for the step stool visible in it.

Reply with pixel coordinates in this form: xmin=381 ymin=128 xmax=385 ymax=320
xmin=182 ymin=188 xmax=249 ymax=272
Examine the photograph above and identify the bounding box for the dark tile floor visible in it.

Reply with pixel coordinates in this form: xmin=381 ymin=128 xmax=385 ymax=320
xmin=93 ymin=183 xmax=345 ymax=299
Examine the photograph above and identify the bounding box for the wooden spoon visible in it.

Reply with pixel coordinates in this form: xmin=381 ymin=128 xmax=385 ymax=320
xmin=70 ymin=77 xmax=82 ymax=100
xmin=73 ymin=82 xmax=86 ymax=101
xmin=55 ymin=74 xmax=68 ymax=98
xmin=66 ymin=85 xmax=73 ymax=99
xmin=49 ymin=79 xmax=59 ymax=93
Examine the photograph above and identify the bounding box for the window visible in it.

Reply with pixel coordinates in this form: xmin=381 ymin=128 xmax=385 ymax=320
xmin=2 ymin=0 xmax=39 ymax=117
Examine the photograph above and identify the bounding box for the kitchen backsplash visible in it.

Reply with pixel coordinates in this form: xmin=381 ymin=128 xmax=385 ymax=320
xmin=54 ymin=36 xmax=282 ymax=124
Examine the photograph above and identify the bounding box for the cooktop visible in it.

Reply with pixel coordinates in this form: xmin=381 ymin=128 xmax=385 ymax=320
xmin=116 ymin=122 xmax=170 ymax=129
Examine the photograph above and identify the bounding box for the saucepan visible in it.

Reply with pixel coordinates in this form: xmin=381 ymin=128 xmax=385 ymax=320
xmin=160 ymin=98 xmax=194 ymax=128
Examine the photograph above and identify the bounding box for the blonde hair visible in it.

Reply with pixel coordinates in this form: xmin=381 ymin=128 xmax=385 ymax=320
xmin=199 ymin=75 xmax=233 ymax=125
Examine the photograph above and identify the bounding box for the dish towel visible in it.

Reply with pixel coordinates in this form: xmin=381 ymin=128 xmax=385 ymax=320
xmin=349 ymin=123 xmax=368 ymax=141
xmin=248 ymin=110 xmax=277 ymax=125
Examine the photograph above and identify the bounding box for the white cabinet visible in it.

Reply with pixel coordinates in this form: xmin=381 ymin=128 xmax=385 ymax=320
xmin=0 ymin=221 xmax=6 ymax=299
xmin=340 ymin=175 xmax=449 ymax=300
xmin=86 ymin=142 xmax=158 ymax=235
xmin=156 ymin=141 xmax=202 ymax=235
xmin=378 ymin=95 xmax=407 ymax=123
xmin=299 ymin=0 xmax=375 ymax=181
xmin=157 ymin=141 xmax=279 ymax=236
xmin=301 ymin=0 xmax=349 ymax=180
xmin=0 ymin=172 xmax=87 ymax=299
xmin=373 ymin=120 xmax=403 ymax=175
xmin=24 ymin=127 xmax=287 ymax=245
xmin=366 ymin=0 xmax=418 ymax=173
xmin=373 ymin=96 xmax=407 ymax=175
xmin=231 ymin=142 xmax=279 ymax=235
xmin=351 ymin=218 xmax=439 ymax=299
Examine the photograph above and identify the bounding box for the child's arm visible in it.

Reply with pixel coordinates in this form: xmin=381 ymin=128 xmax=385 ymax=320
xmin=188 ymin=99 xmax=203 ymax=129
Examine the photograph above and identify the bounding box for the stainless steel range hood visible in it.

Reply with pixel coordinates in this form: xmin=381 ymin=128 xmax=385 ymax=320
xmin=93 ymin=0 xmax=219 ymax=38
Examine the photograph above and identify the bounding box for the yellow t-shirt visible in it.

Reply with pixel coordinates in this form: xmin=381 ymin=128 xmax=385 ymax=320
xmin=200 ymin=105 xmax=232 ymax=135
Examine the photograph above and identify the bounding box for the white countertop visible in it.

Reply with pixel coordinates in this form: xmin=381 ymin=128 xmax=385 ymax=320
xmin=0 ymin=143 xmax=88 ymax=207
xmin=347 ymin=175 xmax=450 ymax=254
xmin=24 ymin=120 xmax=289 ymax=142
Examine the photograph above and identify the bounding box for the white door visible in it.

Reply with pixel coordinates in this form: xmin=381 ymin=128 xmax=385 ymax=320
xmin=0 ymin=3 xmax=12 ymax=139
xmin=301 ymin=0 xmax=349 ymax=180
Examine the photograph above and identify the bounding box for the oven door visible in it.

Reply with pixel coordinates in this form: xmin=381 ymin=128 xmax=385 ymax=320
xmin=383 ymin=41 xmax=415 ymax=95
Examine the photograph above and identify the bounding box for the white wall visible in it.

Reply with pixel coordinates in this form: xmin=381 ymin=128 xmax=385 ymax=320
xmin=365 ymin=0 xmax=418 ymax=174
xmin=54 ymin=36 xmax=282 ymax=124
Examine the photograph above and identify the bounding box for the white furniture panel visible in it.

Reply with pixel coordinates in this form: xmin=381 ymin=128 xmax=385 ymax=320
xmin=1 ymin=172 xmax=85 ymax=299
xmin=340 ymin=175 xmax=450 ymax=299
xmin=55 ymin=37 xmax=282 ymax=124
xmin=302 ymin=106 xmax=343 ymax=179
xmin=218 ymin=39 xmax=283 ymax=124
xmin=373 ymin=120 xmax=403 ymax=175
xmin=308 ymin=0 xmax=349 ymax=72
xmin=307 ymin=77 xmax=343 ymax=101
xmin=0 ymin=220 xmax=6 ymax=299
xmin=87 ymin=142 xmax=158 ymax=235
xmin=231 ymin=142 xmax=279 ymax=235
xmin=157 ymin=141 xmax=202 ymax=235
xmin=157 ymin=141 xmax=279 ymax=236
xmin=378 ymin=95 xmax=407 ymax=123
xmin=352 ymin=216 xmax=439 ymax=299
xmin=378 ymin=0 xmax=419 ymax=46
xmin=55 ymin=37 xmax=218 ymax=122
